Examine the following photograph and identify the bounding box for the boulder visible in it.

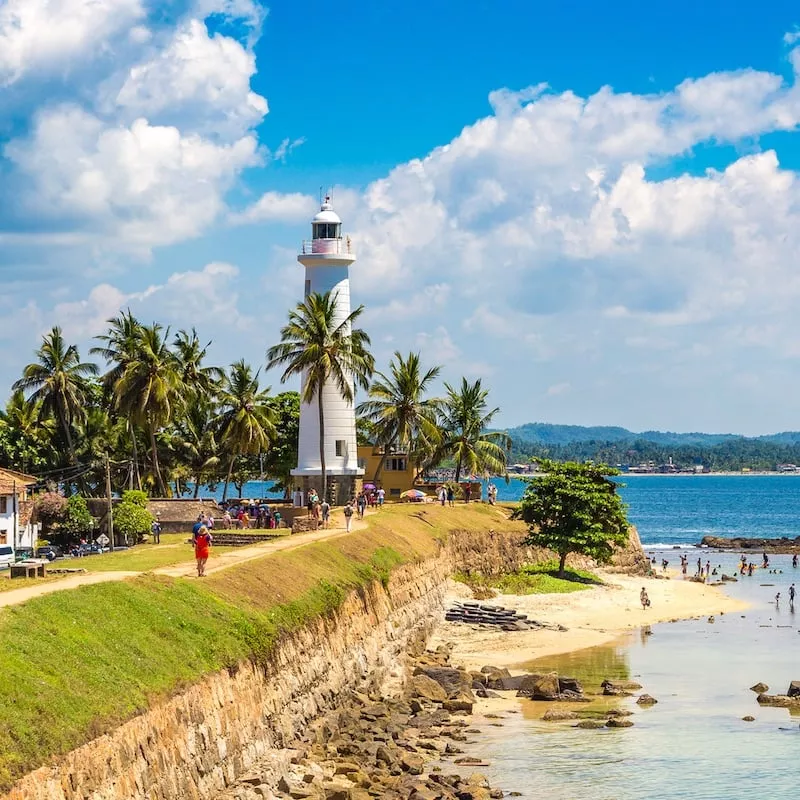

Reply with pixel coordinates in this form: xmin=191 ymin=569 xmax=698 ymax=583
xmin=480 ymin=665 xmax=510 ymax=676
xmin=601 ymin=679 xmax=642 ymax=696
xmin=401 ymin=754 xmax=424 ymax=775
xmin=442 ymin=690 xmax=475 ymax=713
xmin=605 ymin=718 xmax=634 ymax=728
xmin=742 ymin=716 xmax=755 ymax=722
xmin=541 ymin=709 xmax=578 ymax=721
xmin=788 ymin=681 xmax=800 ymax=697
xmin=749 ymin=683 xmax=769 ymax=694
xmin=414 ymin=666 xmax=473 ymax=699
xmin=408 ymin=674 xmax=447 ymax=703
xmin=757 ymin=693 xmax=800 ymax=707
xmin=636 ymin=694 xmax=658 ymax=706
xmin=558 ymin=676 xmax=583 ymax=695
xmin=528 ymin=672 xmax=560 ymax=700
xmin=485 ymin=673 xmax=528 ymax=691
xmin=574 ymin=720 xmax=606 ymax=729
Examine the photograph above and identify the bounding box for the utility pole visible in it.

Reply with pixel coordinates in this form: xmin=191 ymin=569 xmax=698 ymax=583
xmin=105 ymin=455 xmax=114 ymax=552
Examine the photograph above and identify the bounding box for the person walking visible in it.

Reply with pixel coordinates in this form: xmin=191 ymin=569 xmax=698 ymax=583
xmin=439 ymin=486 xmax=446 ymax=506
xmin=790 ymin=583 xmax=796 ymax=606
xmin=194 ymin=525 xmax=212 ymax=577
xmin=150 ymin=519 xmax=161 ymax=544
xmin=343 ymin=500 xmax=354 ymax=532
xmin=640 ymin=587 xmax=650 ymax=610
xmin=357 ymin=492 xmax=367 ymax=520
xmin=377 ymin=487 xmax=385 ymax=508
xmin=320 ymin=499 xmax=330 ymax=529
xmin=446 ymin=486 xmax=454 ymax=507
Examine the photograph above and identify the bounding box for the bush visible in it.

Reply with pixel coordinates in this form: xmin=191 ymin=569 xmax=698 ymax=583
xmin=113 ymin=500 xmax=153 ymax=540
xmin=120 ymin=490 xmax=148 ymax=508
xmin=60 ymin=495 xmax=94 ymax=537
xmin=34 ymin=493 xmax=67 ymax=528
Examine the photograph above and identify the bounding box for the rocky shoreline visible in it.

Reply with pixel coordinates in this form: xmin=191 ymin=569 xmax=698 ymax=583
xmin=220 ymin=642 xmax=660 ymax=800
xmin=699 ymin=535 xmax=800 ymax=552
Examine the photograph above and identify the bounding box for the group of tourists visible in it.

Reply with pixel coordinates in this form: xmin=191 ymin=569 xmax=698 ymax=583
xmin=220 ymin=501 xmax=282 ymax=530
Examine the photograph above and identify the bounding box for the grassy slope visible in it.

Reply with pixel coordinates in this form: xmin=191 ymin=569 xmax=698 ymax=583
xmin=0 ymin=504 xmax=505 ymax=790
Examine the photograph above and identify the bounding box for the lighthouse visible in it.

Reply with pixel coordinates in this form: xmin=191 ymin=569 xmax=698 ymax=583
xmin=291 ymin=196 xmax=363 ymax=504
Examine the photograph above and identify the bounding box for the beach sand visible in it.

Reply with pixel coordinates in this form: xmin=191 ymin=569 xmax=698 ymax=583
xmin=429 ymin=572 xmax=749 ymax=671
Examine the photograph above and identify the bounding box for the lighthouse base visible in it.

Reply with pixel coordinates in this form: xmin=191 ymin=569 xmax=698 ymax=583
xmin=290 ymin=473 xmax=362 ymax=507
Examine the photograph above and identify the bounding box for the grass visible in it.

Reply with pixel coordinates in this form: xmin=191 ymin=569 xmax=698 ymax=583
xmin=0 ymin=574 xmax=66 ymax=593
xmin=0 ymin=503 xmax=509 ymax=790
xmin=74 ymin=537 xmax=237 ymax=573
xmin=454 ymin=560 xmax=603 ymax=596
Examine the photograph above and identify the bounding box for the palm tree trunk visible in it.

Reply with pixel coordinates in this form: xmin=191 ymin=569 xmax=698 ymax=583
xmin=372 ymin=435 xmax=395 ymax=483
xmin=193 ymin=478 xmax=200 ymax=499
xmin=129 ymin=418 xmax=142 ymax=491
xmin=223 ymin=455 xmax=235 ymax=502
xmin=150 ymin=424 xmax=166 ymax=497
xmin=454 ymin=451 xmax=463 ymax=485
xmin=57 ymin=402 xmax=77 ymax=465
xmin=318 ymin=385 xmax=327 ymax=501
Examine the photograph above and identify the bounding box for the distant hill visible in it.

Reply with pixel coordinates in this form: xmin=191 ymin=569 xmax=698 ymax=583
xmin=504 ymin=423 xmax=800 ymax=448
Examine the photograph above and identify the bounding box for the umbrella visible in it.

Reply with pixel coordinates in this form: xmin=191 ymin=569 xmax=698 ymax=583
xmin=363 ymin=483 xmax=376 ymax=490
xmin=402 ymin=489 xmax=426 ymax=499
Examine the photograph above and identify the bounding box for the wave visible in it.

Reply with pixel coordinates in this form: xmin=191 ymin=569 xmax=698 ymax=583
xmin=641 ymin=542 xmax=701 ymax=550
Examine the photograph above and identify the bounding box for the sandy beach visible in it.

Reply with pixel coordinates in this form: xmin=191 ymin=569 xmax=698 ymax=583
xmin=429 ymin=572 xmax=749 ymax=671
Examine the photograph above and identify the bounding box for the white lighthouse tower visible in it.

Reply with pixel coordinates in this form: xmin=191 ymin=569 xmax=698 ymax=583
xmin=291 ymin=196 xmax=363 ymax=504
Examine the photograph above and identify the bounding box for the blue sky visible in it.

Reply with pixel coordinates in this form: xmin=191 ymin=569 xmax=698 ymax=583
xmin=2 ymin=0 xmax=800 ymax=435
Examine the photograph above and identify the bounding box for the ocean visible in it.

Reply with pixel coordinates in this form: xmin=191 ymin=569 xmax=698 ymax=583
xmin=488 ymin=474 xmax=800 ymax=547
xmin=463 ymin=474 xmax=800 ymax=799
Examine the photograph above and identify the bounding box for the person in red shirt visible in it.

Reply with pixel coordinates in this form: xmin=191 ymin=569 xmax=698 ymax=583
xmin=194 ymin=525 xmax=212 ymax=577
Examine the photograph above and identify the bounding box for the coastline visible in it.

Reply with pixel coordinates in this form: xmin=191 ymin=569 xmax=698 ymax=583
xmin=429 ymin=571 xmax=748 ymax=671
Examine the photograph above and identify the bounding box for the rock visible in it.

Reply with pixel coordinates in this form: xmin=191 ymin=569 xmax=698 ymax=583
xmin=414 ymin=666 xmax=474 ymax=699
xmin=541 ymin=709 xmax=578 ymax=721
xmin=481 ymin=665 xmax=511 ymax=676
xmin=601 ymin=679 xmax=642 ymax=696
xmin=454 ymin=757 xmax=491 ymax=766
xmin=636 ymin=694 xmax=658 ymax=706
xmin=606 ymin=708 xmax=633 ymax=717
xmin=742 ymin=715 xmax=755 ymax=722
xmin=750 ymin=683 xmax=769 ymax=694
xmin=558 ymin=676 xmax=583 ymax=695
xmin=442 ymin=692 xmax=474 ymax=713
xmin=757 ymin=693 xmax=800 ymax=707
xmin=408 ymin=674 xmax=448 ymax=703
xmin=401 ymin=753 xmax=425 ymax=775
xmin=517 ymin=672 xmax=559 ymax=699
xmin=575 ymin=720 xmax=606 ymax=729
xmin=605 ymin=718 xmax=634 ymax=728
xmin=485 ymin=672 xmax=527 ymax=691
xmin=788 ymin=681 xmax=800 ymax=697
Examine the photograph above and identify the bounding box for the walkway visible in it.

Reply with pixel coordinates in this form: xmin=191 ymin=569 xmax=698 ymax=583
xmin=0 ymin=515 xmax=369 ymax=609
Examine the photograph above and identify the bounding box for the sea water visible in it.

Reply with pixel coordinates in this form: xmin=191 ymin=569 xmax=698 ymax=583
xmin=460 ymin=477 xmax=800 ymax=799
xmin=487 ymin=474 xmax=800 ymax=547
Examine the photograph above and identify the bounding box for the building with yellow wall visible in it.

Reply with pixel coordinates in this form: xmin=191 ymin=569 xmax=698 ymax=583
xmin=357 ymin=445 xmax=415 ymax=499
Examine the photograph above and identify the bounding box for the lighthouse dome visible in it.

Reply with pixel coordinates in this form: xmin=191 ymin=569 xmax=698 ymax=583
xmin=311 ymin=196 xmax=342 ymax=240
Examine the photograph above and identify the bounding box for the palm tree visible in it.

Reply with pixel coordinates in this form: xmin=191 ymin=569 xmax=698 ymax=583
xmin=173 ymin=328 xmax=224 ymax=398
xmin=267 ymin=291 xmax=374 ymax=500
xmin=174 ymin=396 xmax=221 ymax=498
xmin=113 ymin=324 xmax=181 ymax=496
xmin=216 ymin=360 xmax=276 ymax=502
xmin=434 ymin=378 xmax=511 ymax=484
xmin=91 ymin=310 xmax=144 ymax=489
xmin=13 ymin=326 xmax=98 ymax=466
xmin=356 ymin=351 xmax=441 ymax=481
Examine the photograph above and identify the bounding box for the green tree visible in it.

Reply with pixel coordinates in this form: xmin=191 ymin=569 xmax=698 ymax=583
xmin=357 ymin=351 xmax=440 ymax=481
xmin=431 ymin=378 xmax=510 ymax=483
xmin=60 ymin=495 xmax=94 ymax=538
xmin=0 ymin=390 xmax=55 ymax=472
xmin=262 ymin=391 xmax=300 ymax=496
xmin=173 ymin=328 xmax=224 ymax=398
xmin=91 ymin=310 xmax=144 ymax=489
xmin=173 ymin=397 xmax=221 ymax=498
xmin=267 ymin=291 xmax=374 ymax=500
xmin=216 ymin=360 xmax=276 ymax=502
xmin=13 ymin=326 xmax=98 ymax=467
xmin=513 ymin=460 xmax=631 ymax=577
xmin=113 ymin=497 xmax=154 ymax=541
xmin=113 ymin=324 xmax=182 ymax=496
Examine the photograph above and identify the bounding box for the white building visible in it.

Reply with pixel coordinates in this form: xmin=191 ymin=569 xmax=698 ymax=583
xmin=291 ymin=197 xmax=363 ymax=503
xmin=0 ymin=469 xmax=39 ymax=552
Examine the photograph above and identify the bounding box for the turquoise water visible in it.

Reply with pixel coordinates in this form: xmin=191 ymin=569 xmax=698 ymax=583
xmin=465 ymin=560 xmax=800 ymax=799
xmin=489 ymin=475 xmax=800 ymax=547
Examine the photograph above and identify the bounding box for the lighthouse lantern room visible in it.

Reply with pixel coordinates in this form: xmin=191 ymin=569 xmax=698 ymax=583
xmin=291 ymin=196 xmax=363 ymax=505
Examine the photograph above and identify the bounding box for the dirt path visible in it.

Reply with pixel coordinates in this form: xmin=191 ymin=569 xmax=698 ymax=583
xmin=0 ymin=515 xmax=370 ymax=609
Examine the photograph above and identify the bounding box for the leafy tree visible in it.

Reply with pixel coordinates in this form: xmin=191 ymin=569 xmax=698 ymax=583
xmin=121 ymin=489 xmax=148 ymax=508
xmin=173 ymin=328 xmax=224 ymax=398
xmin=427 ymin=378 xmax=510 ymax=483
xmin=113 ymin=324 xmax=181 ymax=496
xmin=0 ymin=390 xmax=55 ymax=472
xmin=216 ymin=360 xmax=276 ymax=502
xmin=13 ymin=326 xmax=98 ymax=467
xmin=173 ymin=397 xmax=221 ymax=498
xmin=262 ymin=392 xmax=300 ymax=496
xmin=113 ymin=498 xmax=154 ymax=540
xmin=60 ymin=495 xmax=94 ymax=538
xmin=513 ymin=460 xmax=631 ymax=577
xmin=357 ymin=351 xmax=440 ymax=481
xmin=267 ymin=291 xmax=374 ymax=500
xmin=35 ymin=492 xmax=68 ymax=531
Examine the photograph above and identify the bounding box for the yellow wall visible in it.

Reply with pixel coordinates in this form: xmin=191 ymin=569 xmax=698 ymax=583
xmin=357 ymin=445 xmax=416 ymax=500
